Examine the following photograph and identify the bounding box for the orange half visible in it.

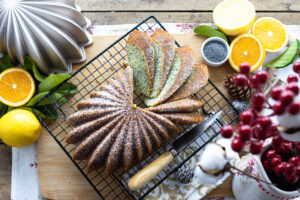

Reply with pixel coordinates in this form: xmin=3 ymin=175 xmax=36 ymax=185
xmin=0 ymin=68 xmax=35 ymax=107
xmin=229 ymin=34 xmax=265 ymax=72
xmin=252 ymin=17 xmax=288 ymax=53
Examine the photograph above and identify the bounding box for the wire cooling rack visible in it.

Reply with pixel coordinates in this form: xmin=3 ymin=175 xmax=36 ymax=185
xmin=32 ymin=16 xmax=239 ymax=200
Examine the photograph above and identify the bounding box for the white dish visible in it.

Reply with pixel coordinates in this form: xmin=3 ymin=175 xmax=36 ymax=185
xmin=201 ymin=37 xmax=230 ymax=67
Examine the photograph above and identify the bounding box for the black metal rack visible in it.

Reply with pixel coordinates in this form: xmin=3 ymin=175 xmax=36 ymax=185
xmin=32 ymin=16 xmax=238 ymax=200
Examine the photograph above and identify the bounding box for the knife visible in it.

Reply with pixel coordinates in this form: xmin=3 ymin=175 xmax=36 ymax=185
xmin=128 ymin=110 xmax=222 ymax=191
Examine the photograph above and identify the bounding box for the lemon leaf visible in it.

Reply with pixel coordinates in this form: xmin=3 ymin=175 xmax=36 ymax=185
xmin=194 ymin=25 xmax=228 ymax=43
xmin=26 ymin=92 xmax=49 ymax=107
xmin=35 ymin=105 xmax=58 ymax=119
xmin=1 ymin=54 xmax=12 ymax=68
xmin=38 ymin=73 xmax=71 ymax=93
xmin=57 ymin=82 xmax=77 ymax=95
xmin=265 ymin=40 xmax=299 ymax=68
xmin=32 ymin=62 xmax=45 ymax=82
xmin=24 ymin=56 xmax=34 ymax=71
xmin=291 ymin=39 xmax=300 ymax=63
xmin=24 ymin=56 xmax=45 ymax=81
xmin=0 ymin=103 xmax=7 ymax=118
xmin=42 ymin=93 xmax=67 ymax=105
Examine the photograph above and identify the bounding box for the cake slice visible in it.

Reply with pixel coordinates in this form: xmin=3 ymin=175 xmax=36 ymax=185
xmin=65 ymin=109 xmax=124 ymax=144
xmin=161 ymin=113 xmax=203 ymax=125
xmin=76 ymin=98 xmax=126 ymax=110
xmin=149 ymin=40 xmax=163 ymax=98
xmin=114 ymin=67 xmax=134 ymax=102
xmin=144 ymin=46 xmax=196 ymax=106
xmin=86 ymin=119 xmax=130 ymax=173
xmin=72 ymin=116 xmax=125 ymax=160
xmin=90 ymin=90 xmax=124 ymax=104
xmin=99 ymin=84 xmax=127 ymax=102
xmin=150 ymin=30 xmax=175 ymax=98
xmin=146 ymin=97 xmax=204 ymax=113
xmin=168 ymin=64 xmax=208 ymax=102
xmin=126 ymin=31 xmax=154 ymax=96
xmin=67 ymin=107 xmax=121 ymax=127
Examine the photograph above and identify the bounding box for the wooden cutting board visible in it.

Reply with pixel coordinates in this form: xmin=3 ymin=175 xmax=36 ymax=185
xmin=37 ymin=34 xmax=235 ymax=200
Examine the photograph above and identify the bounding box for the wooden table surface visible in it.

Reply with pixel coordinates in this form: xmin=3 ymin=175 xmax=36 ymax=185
xmin=0 ymin=0 xmax=299 ymax=199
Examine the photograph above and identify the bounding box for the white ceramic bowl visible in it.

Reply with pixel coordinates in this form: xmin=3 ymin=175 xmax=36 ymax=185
xmin=201 ymin=37 xmax=230 ymax=67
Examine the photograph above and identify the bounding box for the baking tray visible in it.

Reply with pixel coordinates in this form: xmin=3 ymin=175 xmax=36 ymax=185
xmin=32 ymin=16 xmax=239 ymax=199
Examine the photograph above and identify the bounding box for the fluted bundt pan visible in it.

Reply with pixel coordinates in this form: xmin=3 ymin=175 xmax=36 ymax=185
xmin=0 ymin=0 xmax=93 ymax=74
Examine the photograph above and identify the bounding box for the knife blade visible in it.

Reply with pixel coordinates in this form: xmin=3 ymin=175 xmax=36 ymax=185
xmin=128 ymin=111 xmax=222 ymax=191
xmin=172 ymin=110 xmax=222 ymax=153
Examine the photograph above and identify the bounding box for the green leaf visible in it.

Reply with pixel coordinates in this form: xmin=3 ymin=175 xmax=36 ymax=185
xmin=24 ymin=56 xmax=34 ymax=71
xmin=1 ymin=54 xmax=13 ymax=68
xmin=24 ymin=56 xmax=44 ymax=81
xmin=35 ymin=105 xmax=58 ymax=119
xmin=42 ymin=93 xmax=67 ymax=105
xmin=27 ymin=92 xmax=66 ymax=106
xmin=0 ymin=103 xmax=7 ymax=118
xmin=6 ymin=107 xmax=14 ymax=112
xmin=57 ymin=82 xmax=77 ymax=95
xmin=265 ymin=40 xmax=299 ymax=68
xmin=38 ymin=73 xmax=71 ymax=93
xmin=194 ymin=25 xmax=229 ymax=43
xmin=291 ymin=39 xmax=300 ymax=63
xmin=32 ymin=62 xmax=44 ymax=82
xmin=26 ymin=92 xmax=49 ymax=107
xmin=0 ymin=64 xmax=9 ymax=72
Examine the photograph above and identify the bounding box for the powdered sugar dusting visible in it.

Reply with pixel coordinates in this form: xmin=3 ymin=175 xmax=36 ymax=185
xmin=147 ymin=98 xmax=203 ymax=113
xmin=169 ymin=64 xmax=208 ymax=101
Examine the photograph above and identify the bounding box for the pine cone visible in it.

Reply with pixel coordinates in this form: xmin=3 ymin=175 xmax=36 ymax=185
xmin=223 ymin=73 xmax=255 ymax=100
xmin=174 ymin=165 xmax=194 ymax=184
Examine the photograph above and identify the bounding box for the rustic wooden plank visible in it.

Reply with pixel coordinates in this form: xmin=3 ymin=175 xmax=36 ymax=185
xmin=0 ymin=145 xmax=11 ymax=200
xmin=75 ymin=0 xmax=300 ymax=11
xmin=83 ymin=12 xmax=300 ymax=25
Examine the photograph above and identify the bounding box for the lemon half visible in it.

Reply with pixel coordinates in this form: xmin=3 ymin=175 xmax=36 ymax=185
xmin=213 ymin=0 xmax=256 ymax=36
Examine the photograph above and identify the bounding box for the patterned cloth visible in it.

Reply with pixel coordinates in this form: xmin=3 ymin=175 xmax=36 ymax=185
xmin=11 ymin=23 xmax=300 ymax=200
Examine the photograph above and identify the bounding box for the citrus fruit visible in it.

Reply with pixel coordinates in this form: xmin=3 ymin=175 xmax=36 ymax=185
xmin=0 ymin=109 xmax=41 ymax=148
xmin=0 ymin=68 xmax=35 ymax=107
xmin=252 ymin=17 xmax=289 ymax=53
xmin=229 ymin=34 xmax=266 ymax=72
xmin=213 ymin=0 xmax=255 ymax=36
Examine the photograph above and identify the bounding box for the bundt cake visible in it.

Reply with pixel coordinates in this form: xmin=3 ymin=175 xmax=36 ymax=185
xmin=66 ymin=29 xmax=209 ymax=175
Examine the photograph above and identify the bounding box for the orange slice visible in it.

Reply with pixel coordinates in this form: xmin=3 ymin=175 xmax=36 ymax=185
xmin=229 ymin=34 xmax=265 ymax=72
xmin=0 ymin=68 xmax=35 ymax=107
xmin=252 ymin=17 xmax=288 ymax=53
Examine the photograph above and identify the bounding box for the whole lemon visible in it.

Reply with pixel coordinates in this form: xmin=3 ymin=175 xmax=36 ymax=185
xmin=0 ymin=109 xmax=41 ymax=148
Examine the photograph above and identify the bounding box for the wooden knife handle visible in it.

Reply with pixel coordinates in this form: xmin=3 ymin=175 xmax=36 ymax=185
xmin=128 ymin=151 xmax=174 ymax=191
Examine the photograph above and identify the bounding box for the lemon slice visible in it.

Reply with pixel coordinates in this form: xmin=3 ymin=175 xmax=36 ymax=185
xmin=213 ymin=0 xmax=256 ymax=36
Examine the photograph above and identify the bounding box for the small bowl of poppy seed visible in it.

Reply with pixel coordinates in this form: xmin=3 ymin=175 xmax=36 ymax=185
xmin=201 ymin=37 xmax=230 ymax=67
